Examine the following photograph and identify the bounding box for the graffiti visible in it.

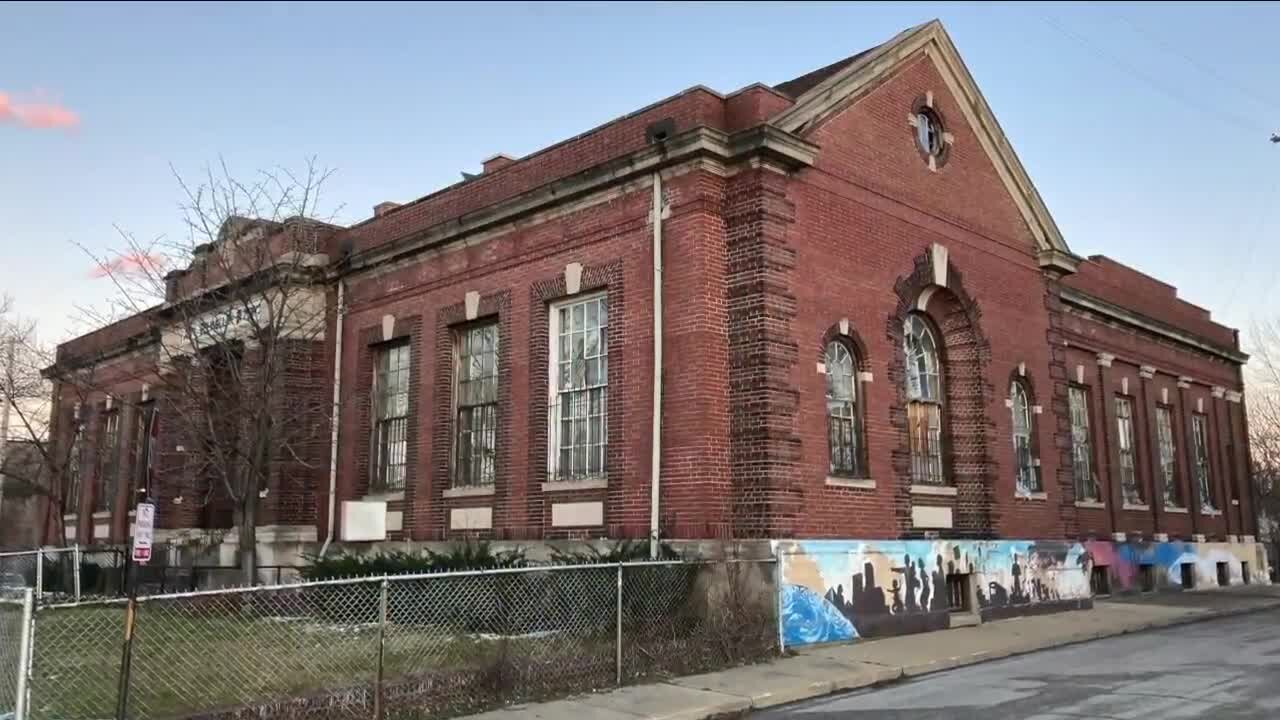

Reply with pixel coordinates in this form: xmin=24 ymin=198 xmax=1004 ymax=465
xmin=775 ymin=538 xmax=1267 ymax=647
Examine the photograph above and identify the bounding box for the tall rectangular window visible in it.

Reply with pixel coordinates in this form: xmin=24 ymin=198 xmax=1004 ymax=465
xmin=1069 ymin=386 xmax=1099 ymax=502
xmin=95 ymin=410 xmax=121 ymax=513
xmin=454 ymin=323 xmax=499 ymax=488
xmin=1116 ymin=397 xmax=1141 ymax=504
xmin=1192 ymin=413 xmax=1213 ymax=511
xmin=65 ymin=410 xmax=83 ymax=514
xmin=548 ymin=294 xmax=608 ymax=482
xmin=1155 ymin=406 xmax=1181 ymax=507
xmin=373 ymin=342 xmax=411 ymax=491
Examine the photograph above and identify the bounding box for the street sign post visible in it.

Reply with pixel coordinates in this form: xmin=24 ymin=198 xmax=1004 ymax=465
xmin=132 ymin=502 xmax=155 ymax=564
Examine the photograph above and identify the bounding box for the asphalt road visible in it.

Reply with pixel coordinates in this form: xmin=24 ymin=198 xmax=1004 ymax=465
xmin=756 ymin=608 xmax=1280 ymax=720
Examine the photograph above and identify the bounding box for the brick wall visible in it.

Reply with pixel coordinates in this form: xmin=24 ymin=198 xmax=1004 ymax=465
xmin=44 ymin=38 xmax=1256 ymax=551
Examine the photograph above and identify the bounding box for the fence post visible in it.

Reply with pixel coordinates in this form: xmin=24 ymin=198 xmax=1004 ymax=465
xmin=73 ymin=544 xmax=82 ymax=603
xmin=14 ymin=588 xmax=33 ymax=720
xmin=114 ymin=593 xmax=138 ymax=720
xmin=615 ymin=563 xmax=623 ymax=686
xmin=33 ymin=548 xmax=42 ymax=604
xmin=374 ymin=579 xmax=388 ymax=720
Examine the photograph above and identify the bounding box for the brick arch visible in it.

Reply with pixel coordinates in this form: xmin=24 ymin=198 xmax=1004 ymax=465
xmin=818 ymin=319 xmax=871 ymax=372
xmin=886 ymin=246 xmax=997 ymax=538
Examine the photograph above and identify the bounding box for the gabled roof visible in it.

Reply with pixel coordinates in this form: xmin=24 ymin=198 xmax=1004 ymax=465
xmin=770 ymin=20 xmax=1078 ymax=274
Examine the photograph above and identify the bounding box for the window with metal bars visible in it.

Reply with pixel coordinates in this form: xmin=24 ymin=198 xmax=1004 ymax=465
xmin=1155 ymin=406 xmax=1181 ymax=508
xmin=1010 ymin=379 xmax=1038 ymax=494
xmin=1068 ymin=386 xmax=1099 ymax=502
xmin=95 ymin=409 xmax=121 ymax=513
xmin=454 ymin=323 xmax=499 ymax=488
xmin=548 ymin=294 xmax=608 ymax=482
xmin=1192 ymin=413 xmax=1213 ymax=510
xmin=373 ymin=342 xmax=411 ymax=491
xmin=825 ymin=341 xmax=863 ymax=477
xmin=1115 ymin=397 xmax=1141 ymax=504
xmin=904 ymin=314 xmax=944 ymax=485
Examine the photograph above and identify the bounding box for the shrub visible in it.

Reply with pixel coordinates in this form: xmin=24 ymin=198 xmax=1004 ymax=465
xmin=548 ymin=538 xmax=683 ymax=565
xmin=300 ymin=541 xmax=526 ymax=581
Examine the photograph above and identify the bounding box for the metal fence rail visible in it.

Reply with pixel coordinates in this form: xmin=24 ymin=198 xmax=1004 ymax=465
xmin=15 ymin=559 xmax=778 ymax=720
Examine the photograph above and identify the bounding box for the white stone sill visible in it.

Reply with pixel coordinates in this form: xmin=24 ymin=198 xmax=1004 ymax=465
xmin=911 ymin=484 xmax=957 ymax=497
xmin=442 ymin=486 xmax=495 ymax=499
xmin=1015 ymin=492 xmax=1048 ymax=501
xmin=1074 ymin=501 xmax=1106 ymax=510
xmin=1122 ymin=503 xmax=1150 ymax=512
xmin=363 ymin=491 xmax=405 ymax=502
xmin=826 ymin=477 xmax=875 ymax=490
xmin=1164 ymin=506 xmax=1189 ymax=514
xmin=541 ymin=478 xmax=608 ymax=493
xmin=1201 ymin=508 xmax=1223 ymax=517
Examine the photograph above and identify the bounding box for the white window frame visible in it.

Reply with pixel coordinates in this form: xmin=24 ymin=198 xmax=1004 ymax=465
xmin=372 ymin=342 xmax=411 ymax=491
xmin=1010 ymin=380 xmax=1039 ymax=494
xmin=825 ymin=340 xmax=863 ymax=478
xmin=1155 ymin=406 xmax=1181 ymax=508
xmin=96 ymin=409 xmax=121 ymax=513
xmin=452 ymin=323 xmax=499 ymax=488
xmin=1192 ymin=413 xmax=1214 ymax=511
xmin=904 ymin=314 xmax=944 ymax=485
xmin=547 ymin=292 xmax=609 ymax=483
xmin=1069 ymin=385 xmax=1099 ymax=502
xmin=1115 ymin=396 xmax=1141 ymax=505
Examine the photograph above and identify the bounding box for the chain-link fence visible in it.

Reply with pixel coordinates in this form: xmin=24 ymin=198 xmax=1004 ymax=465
xmin=16 ymin=559 xmax=777 ymax=720
xmin=0 ymin=547 xmax=129 ymax=603
xmin=1 ymin=597 xmax=30 ymax=719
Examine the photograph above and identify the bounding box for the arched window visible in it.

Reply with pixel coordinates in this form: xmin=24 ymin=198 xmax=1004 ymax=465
xmin=904 ymin=314 xmax=944 ymax=484
xmin=1010 ymin=379 xmax=1039 ymax=494
xmin=825 ymin=341 xmax=864 ymax=477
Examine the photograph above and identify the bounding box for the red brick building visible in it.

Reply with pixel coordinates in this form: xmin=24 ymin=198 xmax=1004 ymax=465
xmin=40 ymin=21 xmax=1259 ymax=573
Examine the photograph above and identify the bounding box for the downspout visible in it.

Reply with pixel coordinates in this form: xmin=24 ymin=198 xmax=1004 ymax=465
xmin=650 ymin=171 xmax=664 ymax=559
xmin=319 ymin=278 xmax=345 ymax=558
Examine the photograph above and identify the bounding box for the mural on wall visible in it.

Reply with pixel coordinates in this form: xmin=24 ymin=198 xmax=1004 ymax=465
xmin=775 ymin=539 xmax=1269 ymax=648
xmin=775 ymin=539 xmax=1091 ymax=647
xmin=1086 ymin=540 xmax=1268 ymax=591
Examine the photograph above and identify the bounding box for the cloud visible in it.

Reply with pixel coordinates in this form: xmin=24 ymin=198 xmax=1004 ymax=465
xmin=89 ymin=252 xmax=167 ymax=279
xmin=0 ymin=91 xmax=80 ymax=130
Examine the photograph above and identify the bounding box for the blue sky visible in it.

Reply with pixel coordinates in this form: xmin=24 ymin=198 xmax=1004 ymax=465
xmin=3 ymin=1 xmax=1278 ymax=346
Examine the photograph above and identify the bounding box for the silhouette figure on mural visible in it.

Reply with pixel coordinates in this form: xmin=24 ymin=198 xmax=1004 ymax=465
xmin=1010 ymin=555 xmax=1024 ymax=603
xmin=902 ymin=554 xmax=919 ymax=612
xmin=931 ymin=554 xmax=947 ymax=611
xmin=917 ymin=557 xmax=931 ymax=611
xmin=890 ymin=579 xmax=904 ymax=613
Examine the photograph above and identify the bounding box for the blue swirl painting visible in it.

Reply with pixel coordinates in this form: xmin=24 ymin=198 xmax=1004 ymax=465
xmin=781 ymin=582 xmax=857 ymax=646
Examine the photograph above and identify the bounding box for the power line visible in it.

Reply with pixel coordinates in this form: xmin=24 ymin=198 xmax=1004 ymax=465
xmin=1037 ymin=12 xmax=1271 ymax=137
xmin=1221 ymin=176 xmax=1279 ymax=314
xmin=1111 ymin=10 xmax=1280 ymax=117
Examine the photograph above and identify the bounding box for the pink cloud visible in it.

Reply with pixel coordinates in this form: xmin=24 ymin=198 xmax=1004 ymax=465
xmin=90 ymin=252 xmax=167 ymax=279
xmin=0 ymin=90 xmax=80 ymax=130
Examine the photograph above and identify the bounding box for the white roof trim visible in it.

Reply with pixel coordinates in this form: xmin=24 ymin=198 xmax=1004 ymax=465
xmin=772 ymin=19 xmax=1076 ymax=271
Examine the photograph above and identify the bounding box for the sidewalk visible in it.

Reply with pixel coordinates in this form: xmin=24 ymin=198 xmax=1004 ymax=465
xmin=462 ymin=585 xmax=1280 ymax=720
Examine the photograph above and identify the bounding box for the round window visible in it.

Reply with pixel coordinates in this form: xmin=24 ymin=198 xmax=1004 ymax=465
xmin=915 ymin=109 xmax=944 ymax=157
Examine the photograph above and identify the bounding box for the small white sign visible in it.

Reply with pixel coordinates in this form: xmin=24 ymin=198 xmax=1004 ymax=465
xmin=133 ymin=502 xmax=156 ymax=564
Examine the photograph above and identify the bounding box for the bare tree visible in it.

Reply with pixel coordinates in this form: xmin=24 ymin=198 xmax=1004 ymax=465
xmin=84 ymin=159 xmax=340 ymax=583
xmin=0 ymin=296 xmax=108 ymax=547
xmin=1248 ymin=319 xmax=1280 ymax=573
